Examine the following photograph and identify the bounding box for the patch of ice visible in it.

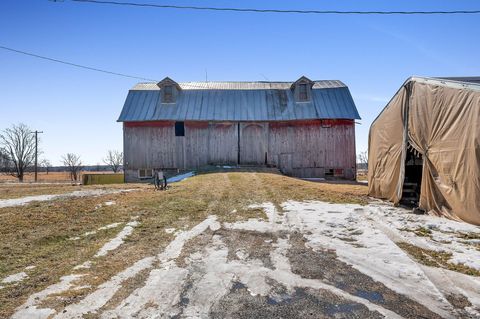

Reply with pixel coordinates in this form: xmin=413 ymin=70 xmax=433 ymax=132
xmin=2 ymin=272 xmax=28 ymax=284
xmin=166 ymin=171 xmax=195 ymax=183
xmin=94 ymin=221 xmax=139 ymax=257
xmin=104 ymin=201 xmax=115 ymax=206
xmin=25 ymin=265 xmax=36 ymax=270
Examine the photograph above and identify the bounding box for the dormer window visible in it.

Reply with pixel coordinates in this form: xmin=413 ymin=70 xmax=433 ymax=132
xmin=163 ymin=85 xmax=173 ymax=103
xmin=157 ymin=77 xmax=181 ymax=104
xmin=292 ymin=76 xmax=313 ymax=103
xmin=299 ymin=83 xmax=308 ymax=101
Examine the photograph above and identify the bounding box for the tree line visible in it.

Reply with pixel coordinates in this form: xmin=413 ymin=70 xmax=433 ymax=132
xmin=0 ymin=123 xmax=123 ymax=182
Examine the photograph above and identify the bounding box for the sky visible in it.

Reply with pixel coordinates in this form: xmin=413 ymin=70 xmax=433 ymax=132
xmin=1 ymin=0 xmax=479 ymax=165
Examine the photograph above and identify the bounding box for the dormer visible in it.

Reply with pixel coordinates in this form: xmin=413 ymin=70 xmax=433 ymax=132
xmin=291 ymin=76 xmax=314 ymax=103
xmin=157 ymin=77 xmax=181 ymax=103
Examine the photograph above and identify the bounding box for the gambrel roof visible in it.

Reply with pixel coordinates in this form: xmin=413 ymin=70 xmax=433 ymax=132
xmin=118 ymin=77 xmax=360 ymax=122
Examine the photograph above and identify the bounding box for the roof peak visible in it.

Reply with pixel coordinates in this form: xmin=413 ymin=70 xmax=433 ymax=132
xmin=132 ymin=80 xmax=347 ymax=91
xmin=406 ymin=76 xmax=480 ymax=91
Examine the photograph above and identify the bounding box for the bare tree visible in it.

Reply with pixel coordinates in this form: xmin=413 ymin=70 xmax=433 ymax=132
xmin=0 ymin=150 xmax=12 ymax=173
xmin=103 ymin=150 xmax=123 ymax=173
xmin=357 ymin=151 xmax=368 ymax=171
xmin=40 ymin=159 xmax=52 ymax=174
xmin=62 ymin=153 xmax=83 ymax=181
xmin=0 ymin=123 xmax=36 ymax=182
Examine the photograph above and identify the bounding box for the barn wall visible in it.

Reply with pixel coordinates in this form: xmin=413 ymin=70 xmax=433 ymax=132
xmin=123 ymin=120 xmax=356 ymax=182
xmin=267 ymin=120 xmax=356 ymax=178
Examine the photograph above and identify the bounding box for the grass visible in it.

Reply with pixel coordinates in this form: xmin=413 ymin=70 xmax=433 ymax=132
xmin=0 ymin=171 xmax=368 ymax=317
xmin=400 ymin=226 xmax=433 ymax=238
xmin=0 ymin=183 xmax=145 ymax=200
xmin=456 ymin=232 xmax=480 ymax=240
xmin=396 ymin=242 xmax=480 ymax=276
xmin=0 ymin=171 xmax=119 ymax=183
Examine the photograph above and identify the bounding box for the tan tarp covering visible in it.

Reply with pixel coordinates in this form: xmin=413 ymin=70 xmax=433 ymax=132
xmin=368 ymin=78 xmax=480 ymax=225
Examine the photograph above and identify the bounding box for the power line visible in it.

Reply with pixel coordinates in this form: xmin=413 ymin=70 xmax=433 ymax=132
xmin=0 ymin=45 xmax=157 ymax=81
xmin=66 ymin=0 xmax=480 ymax=15
xmin=0 ymin=45 xmax=227 ymax=89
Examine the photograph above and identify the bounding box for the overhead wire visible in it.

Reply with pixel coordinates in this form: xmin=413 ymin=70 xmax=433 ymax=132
xmin=0 ymin=45 xmax=157 ymax=81
xmin=66 ymin=0 xmax=480 ymax=15
xmin=0 ymin=45 xmax=270 ymax=89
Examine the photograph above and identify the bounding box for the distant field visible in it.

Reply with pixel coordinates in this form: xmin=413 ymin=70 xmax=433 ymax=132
xmin=0 ymin=171 xmax=116 ymax=183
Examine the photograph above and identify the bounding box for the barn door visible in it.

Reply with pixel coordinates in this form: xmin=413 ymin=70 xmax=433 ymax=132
xmin=239 ymin=123 xmax=267 ymax=165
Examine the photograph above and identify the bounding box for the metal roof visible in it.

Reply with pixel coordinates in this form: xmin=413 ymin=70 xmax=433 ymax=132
xmin=118 ymin=80 xmax=360 ymax=122
xmin=131 ymin=80 xmax=347 ymax=91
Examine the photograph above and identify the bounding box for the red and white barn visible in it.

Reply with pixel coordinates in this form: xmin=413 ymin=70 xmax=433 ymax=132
xmin=117 ymin=76 xmax=360 ymax=182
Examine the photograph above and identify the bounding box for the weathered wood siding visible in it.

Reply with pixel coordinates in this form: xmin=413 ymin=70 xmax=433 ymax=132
xmin=124 ymin=120 xmax=356 ymax=181
xmin=267 ymin=120 xmax=356 ymax=178
xmin=240 ymin=123 xmax=268 ymax=165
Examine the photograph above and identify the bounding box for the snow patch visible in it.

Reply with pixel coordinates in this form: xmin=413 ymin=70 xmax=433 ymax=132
xmin=97 ymin=222 xmax=122 ymax=231
xmin=281 ymin=200 xmax=454 ymax=317
xmin=68 ymin=222 xmax=123 ymax=241
xmin=94 ymin=221 xmax=139 ymax=257
xmin=73 ymin=261 xmax=93 ymax=270
xmin=45 ymin=216 xmax=219 ymax=318
xmin=165 ymin=228 xmax=176 ymax=234
xmin=2 ymin=272 xmax=28 ymax=284
xmin=0 ymin=189 xmax=135 ymax=208
xmin=12 ymin=274 xmax=84 ymax=319
xmin=367 ymin=203 xmax=480 ymax=271
xmin=14 ymin=201 xmax=480 ymax=318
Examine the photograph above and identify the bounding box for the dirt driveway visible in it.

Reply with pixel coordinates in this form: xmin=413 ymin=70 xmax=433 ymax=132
xmin=1 ymin=173 xmax=480 ymax=318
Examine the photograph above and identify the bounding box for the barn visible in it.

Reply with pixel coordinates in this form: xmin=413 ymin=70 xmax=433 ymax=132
xmin=368 ymin=76 xmax=480 ymax=225
xmin=118 ymin=76 xmax=360 ymax=182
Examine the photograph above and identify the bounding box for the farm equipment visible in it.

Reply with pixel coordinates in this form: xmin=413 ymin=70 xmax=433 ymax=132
xmin=154 ymin=170 xmax=168 ymax=190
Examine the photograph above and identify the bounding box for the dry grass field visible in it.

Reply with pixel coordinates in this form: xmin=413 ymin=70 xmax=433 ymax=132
xmin=0 ymin=171 xmax=116 ymax=183
xmin=1 ymin=171 xmax=479 ymax=318
xmin=0 ymin=172 xmax=368 ymax=317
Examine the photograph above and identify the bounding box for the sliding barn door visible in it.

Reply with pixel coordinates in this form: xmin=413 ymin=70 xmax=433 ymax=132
xmin=239 ymin=123 xmax=268 ymax=165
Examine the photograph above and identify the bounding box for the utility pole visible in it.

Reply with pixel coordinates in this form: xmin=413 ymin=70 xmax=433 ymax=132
xmin=31 ymin=130 xmax=43 ymax=182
